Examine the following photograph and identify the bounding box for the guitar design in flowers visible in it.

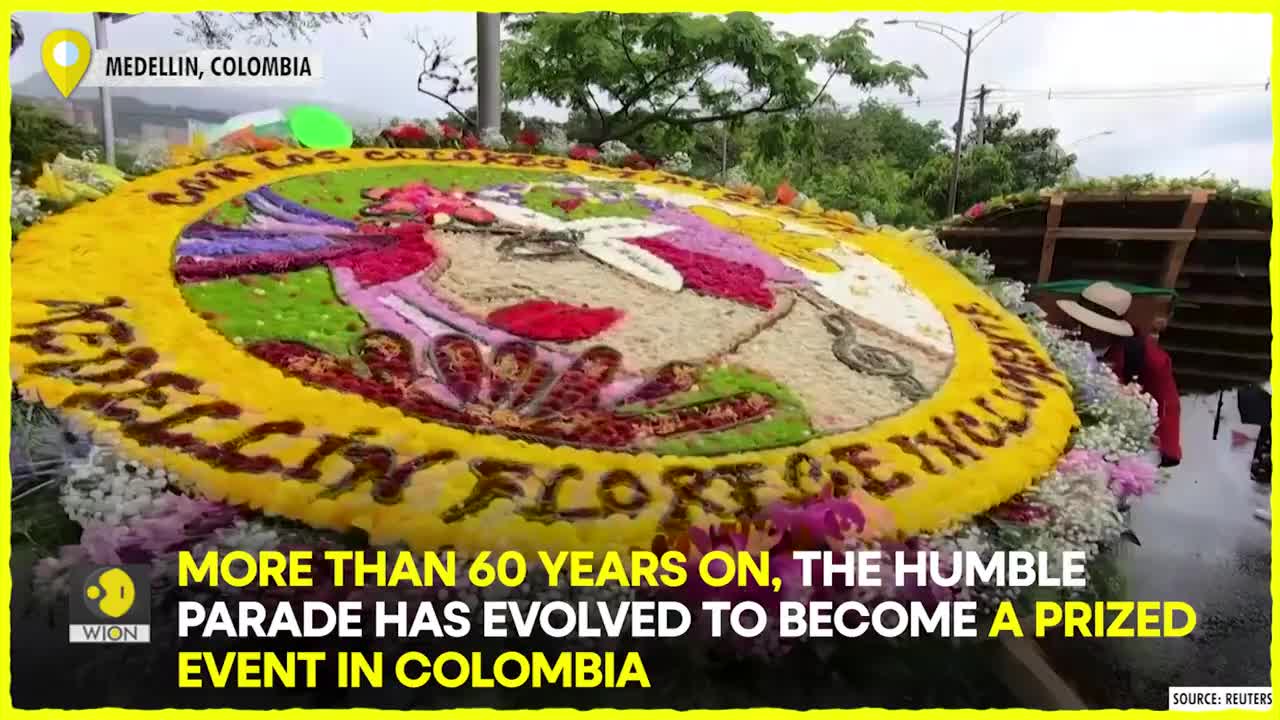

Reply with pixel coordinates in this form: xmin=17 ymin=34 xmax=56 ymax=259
xmin=247 ymin=330 xmax=776 ymax=450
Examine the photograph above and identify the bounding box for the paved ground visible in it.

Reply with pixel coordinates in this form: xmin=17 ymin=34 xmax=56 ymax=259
xmin=1040 ymin=391 xmax=1273 ymax=708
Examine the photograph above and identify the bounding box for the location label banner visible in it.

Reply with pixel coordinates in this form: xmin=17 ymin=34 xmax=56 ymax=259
xmin=80 ymin=51 xmax=324 ymax=88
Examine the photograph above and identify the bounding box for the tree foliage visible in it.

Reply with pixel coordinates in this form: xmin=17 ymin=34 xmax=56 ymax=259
xmin=501 ymin=12 xmax=924 ymax=144
xmin=173 ymin=12 xmax=371 ymax=48
xmin=11 ymin=102 xmax=97 ymax=183
xmin=966 ymin=107 xmax=1076 ymax=192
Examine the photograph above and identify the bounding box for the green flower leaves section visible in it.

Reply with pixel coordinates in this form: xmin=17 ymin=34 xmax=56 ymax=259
xmin=181 ymin=267 xmax=367 ymax=356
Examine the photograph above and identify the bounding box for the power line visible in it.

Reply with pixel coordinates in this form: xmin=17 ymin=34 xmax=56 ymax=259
xmin=878 ymin=80 xmax=1267 ymax=108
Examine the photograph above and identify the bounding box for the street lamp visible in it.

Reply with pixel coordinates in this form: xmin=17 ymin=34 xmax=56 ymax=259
xmin=1066 ymin=129 xmax=1115 ymax=148
xmin=885 ymin=13 xmax=1020 ymax=216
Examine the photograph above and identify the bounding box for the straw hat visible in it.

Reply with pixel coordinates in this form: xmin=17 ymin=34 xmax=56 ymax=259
xmin=1056 ymin=281 xmax=1134 ymax=337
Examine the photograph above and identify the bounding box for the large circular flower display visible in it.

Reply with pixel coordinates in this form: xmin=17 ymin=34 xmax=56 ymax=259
xmin=10 ymin=149 xmax=1076 ymax=552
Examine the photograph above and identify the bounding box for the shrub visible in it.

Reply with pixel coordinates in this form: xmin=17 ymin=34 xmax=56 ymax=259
xmin=11 ymin=101 xmax=98 ymax=183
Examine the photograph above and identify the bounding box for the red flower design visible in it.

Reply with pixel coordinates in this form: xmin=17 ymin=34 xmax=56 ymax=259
xmin=552 ymin=197 xmax=584 ymax=213
xmin=622 ymin=153 xmax=652 ymax=170
xmin=249 ymin=331 xmax=777 ymax=450
xmin=775 ymin=181 xmax=798 ymax=206
xmin=992 ymin=494 xmax=1052 ymax=523
xmin=439 ymin=123 xmax=462 ymax=140
xmin=384 ymin=123 xmax=428 ymax=142
xmin=569 ymin=145 xmax=600 ymax=161
xmin=627 ymin=236 xmax=775 ymax=310
xmin=516 ymin=128 xmax=541 ymax=148
xmin=328 ymin=223 xmax=439 ymax=286
xmin=486 ymin=299 xmax=623 ymax=342
xmin=360 ymin=182 xmax=496 ymax=226
xmin=462 ymin=133 xmax=481 ymax=149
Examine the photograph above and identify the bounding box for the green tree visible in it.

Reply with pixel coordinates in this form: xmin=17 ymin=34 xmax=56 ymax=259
xmin=501 ymin=13 xmax=924 ymax=144
xmin=967 ymin=107 xmax=1076 ymax=192
xmin=910 ymin=107 xmax=1077 ymax=217
xmin=11 ymin=101 xmax=97 ymax=183
xmin=912 ymin=144 xmax=1017 ymax=217
xmin=735 ymin=99 xmax=946 ymax=226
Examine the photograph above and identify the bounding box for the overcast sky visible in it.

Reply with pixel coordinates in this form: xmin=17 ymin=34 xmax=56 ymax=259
xmin=10 ymin=11 xmax=1272 ymax=187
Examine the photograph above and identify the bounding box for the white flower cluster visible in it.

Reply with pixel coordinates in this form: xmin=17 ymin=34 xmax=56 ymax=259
xmin=61 ymin=445 xmax=172 ymax=526
xmin=660 ymin=151 xmax=692 ymax=174
xmin=1072 ymin=403 xmax=1157 ymax=456
xmin=985 ymin=279 xmax=1044 ymax=318
xmin=51 ymin=153 xmax=117 ymax=193
xmin=11 ymin=173 xmax=45 ymax=230
xmin=599 ymin=140 xmax=632 ymax=164
xmin=479 ymin=127 xmax=509 ymax=150
xmin=1026 ymin=467 xmax=1127 ymax=559
xmin=127 ymin=141 xmax=173 ymax=174
xmin=202 ymin=519 xmax=284 ymax=555
xmin=541 ymin=126 xmax=571 ymax=155
xmin=722 ymin=165 xmax=749 ymax=188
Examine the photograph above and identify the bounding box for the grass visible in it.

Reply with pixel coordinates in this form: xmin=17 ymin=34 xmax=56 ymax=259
xmin=180 ymin=266 xmax=367 ymax=356
xmin=618 ymin=365 xmax=815 ymax=456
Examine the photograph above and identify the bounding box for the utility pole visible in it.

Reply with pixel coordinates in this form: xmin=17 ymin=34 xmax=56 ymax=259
xmin=975 ymin=84 xmax=991 ymax=145
xmin=721 ymin=123 xmax=728 ymax=177
xmin=89 ymin=13 xmax=136 ymax=166
xmin=475 ymin=13 xmax=502 ymax=136
xmin=92 ymin=13 xmax=116 ymax=166
xmin=884 ymin=14 xmax=1020 ymax=216
xmin=946 ymin=29 xmax=973 ymax=218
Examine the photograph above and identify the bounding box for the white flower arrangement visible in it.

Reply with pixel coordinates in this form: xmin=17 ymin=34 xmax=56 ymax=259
xmin=722 ymin=165 xmax=749 ymax=188
xmin=479 ymin=127 xmax=509 ymax=150
xmin=660 ymin=151 xmax=692 ymax=174
xmin=11 ymin=174 xmax=45 ymax=230
xmin=127 ymin=141 xmax=173 ymax=174
xmin=599 ymin=140 xmax=632 ymax=165
xmin=541 ymin=127 xmax=571 ymax=155
xmin=60 ymin=445 xmax=171 ymax=526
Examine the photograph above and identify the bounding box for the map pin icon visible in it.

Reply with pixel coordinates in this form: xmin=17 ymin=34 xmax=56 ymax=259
xmin=42 ymin=30 xmax=92 ymax=98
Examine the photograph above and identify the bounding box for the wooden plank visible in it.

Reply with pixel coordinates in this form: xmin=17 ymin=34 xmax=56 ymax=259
xmin=1053 ymin=227 xmax=1195 ymax=242
xmin=995 ymin=633 xmax=1090 ymax=710
xmin=1169 ymin=320 xmax=1270 ymax=337
xmin=1159 ymin=190 xmax=1209 ymax=288
xmin=1037 ymin=194 xmax=1064 ymax=283
xmin=1163 ymin=344 xmax=1271 ymax=361
xmin=1178 ymin=293 xmax=1271 ymax=307
xmin=942 ymin=226 xmax=1271 ymax=243
xmin=1181 ymin=262 xmax=1269 ymax=278
xmin=1196 ymin=229 xmax=1272 ymax=242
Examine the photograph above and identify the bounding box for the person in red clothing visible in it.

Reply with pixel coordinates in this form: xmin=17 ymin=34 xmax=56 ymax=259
xmin=1057 ymin=282 xmax=1182 ymax=467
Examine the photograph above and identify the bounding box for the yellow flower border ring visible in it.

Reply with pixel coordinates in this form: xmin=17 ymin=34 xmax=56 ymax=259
xmin=9 ymin=149 xmax=1077 ymax=554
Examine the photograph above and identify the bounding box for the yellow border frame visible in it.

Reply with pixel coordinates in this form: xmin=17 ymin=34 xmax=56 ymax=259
xmin=3 ymin=5 xmax=1276 ymax=716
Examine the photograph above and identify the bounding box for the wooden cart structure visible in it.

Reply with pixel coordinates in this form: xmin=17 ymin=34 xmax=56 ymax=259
xmin=937 ymin=189 xmax=1272 ymax=392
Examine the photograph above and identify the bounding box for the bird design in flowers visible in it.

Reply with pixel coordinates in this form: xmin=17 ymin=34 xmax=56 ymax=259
xmin=177 ymin=168 xmax=953 ymax=453
xmin=176 ymin=177 xmax=800 ymax=451
xmin=246 ymin=329 xmax=775 ymax=449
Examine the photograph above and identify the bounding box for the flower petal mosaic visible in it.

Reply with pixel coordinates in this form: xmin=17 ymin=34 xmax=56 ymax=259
xmin=10 ymin=149 xmax=1078 ymax=554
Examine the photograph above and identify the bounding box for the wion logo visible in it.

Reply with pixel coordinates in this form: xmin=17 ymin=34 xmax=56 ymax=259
xmin=69 ymin=565 xmax=151 ymax=643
